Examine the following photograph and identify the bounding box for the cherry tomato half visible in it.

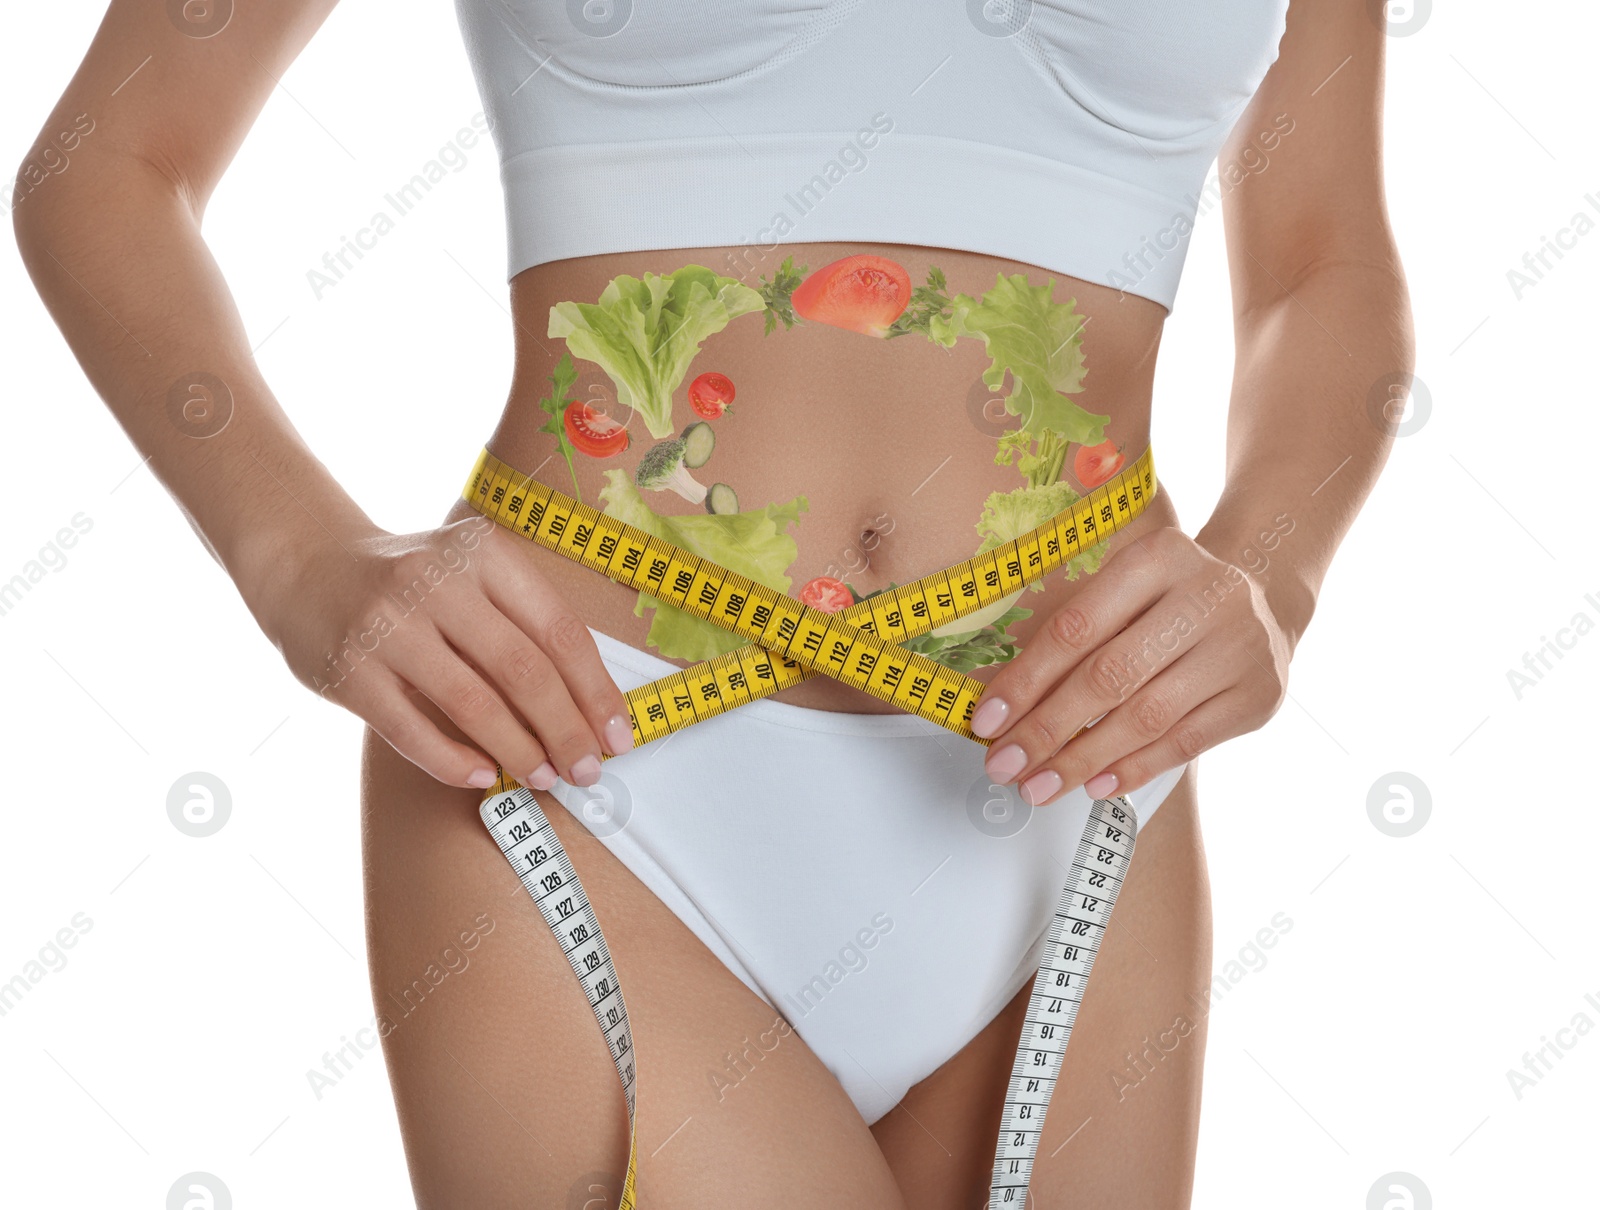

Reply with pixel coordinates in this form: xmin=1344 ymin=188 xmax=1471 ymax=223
xmin=689 ymin=372 xmax=736 ymax=420
xmin=1073 ymin=440 xmax=1126 ymax=490
xmin=799 ymin=576 xmax=853 ymax=612
xmin=563 ymin=400 xmax=631 ymax=458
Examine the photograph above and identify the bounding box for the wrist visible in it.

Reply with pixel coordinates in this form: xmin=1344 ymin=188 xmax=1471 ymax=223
xmin=1193 ymin=513 xmax=1317 ymax=653
xmin=227 ymin=506 xmax=383 ymax=649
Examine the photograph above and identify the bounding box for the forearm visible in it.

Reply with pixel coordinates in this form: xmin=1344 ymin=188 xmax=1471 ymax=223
xmin=12 ymin=151 xmax=376 ymax=626
xmin=1194 ymin=257 xmax=1415 ymax=652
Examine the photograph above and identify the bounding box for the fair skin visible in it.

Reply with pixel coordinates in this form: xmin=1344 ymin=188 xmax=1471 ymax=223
xmin=16 ymin=0 xmax=1409 ymax=1204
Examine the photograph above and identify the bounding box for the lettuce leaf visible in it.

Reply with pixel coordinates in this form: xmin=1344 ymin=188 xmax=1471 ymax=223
xmin=903 ymin=605 xmax=1034 ymax=672
xmin=549 ymin=266 xmax=764 ymax=439
xmin=994 ymin=426 xmax=1070 ymax=490
xmin=929 ymin=274 xmax=1109 ymax=445
xmin=975 ymin=481 xmax=1107 ymax=589
xmin=845 ymin=579 xmax=1033 ymax=672
xmin=597 ymin=470 xmax=808 ymax=661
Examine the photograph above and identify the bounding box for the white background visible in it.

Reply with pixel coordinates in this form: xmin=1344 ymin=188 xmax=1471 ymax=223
xmin=2 ymin=2 xmax=1596 ymax=1206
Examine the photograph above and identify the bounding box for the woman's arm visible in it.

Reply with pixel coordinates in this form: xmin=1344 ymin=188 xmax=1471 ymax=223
xmin=971 ymin=0 xmax=1415 ymax=804
xmin=13 ymin=0 xmax=358 ymax=593
xmin=13 ymin=0 xmax=633 ymax=790
xmin=1199 ymin=0 xmax=1413 ymax=652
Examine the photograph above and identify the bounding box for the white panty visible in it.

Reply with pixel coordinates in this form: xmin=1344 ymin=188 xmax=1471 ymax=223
xmin=549 ymin=628 xmax=1188 ymax=1124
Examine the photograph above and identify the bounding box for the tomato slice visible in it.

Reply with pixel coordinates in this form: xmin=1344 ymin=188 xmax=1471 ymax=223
xmin=791 ymin=255 xmax=911 ymax=338
xmin=563 ymin=401 xmax=630 ymax=458
xmin=1072 ymin=440 xmax=1126 ymax=490
xmin=689 ymin=372 xmax=735 ymax=419
xmin=798 ymin=576 xmax=853 ymax=613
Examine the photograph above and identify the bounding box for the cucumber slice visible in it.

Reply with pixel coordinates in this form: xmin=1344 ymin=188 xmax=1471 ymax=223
xmin=680 ymin=421 xmax=716 ymax=469
xmin=705 ymin=483 xmax=739 ymax=515
xmin=928 ymin=587 xmax=1027 ymax=637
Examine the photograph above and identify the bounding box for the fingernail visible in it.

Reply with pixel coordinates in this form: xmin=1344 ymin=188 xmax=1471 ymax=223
xmin=569 ymin=754 xmax=602 ymax=787
xmin=466 ymin=768 xmax=497 ymax=789
xmin=971 ymin=696 xmax=1010 ymax=738
xmin=527 ymin=761 xmax=558 ymax=791
xmin=1084 ymin=772 xmax=1119 ymax=799
xmin=1021 ymin=769 xmax=1063 ymax=806
xmin=985 ymin=743 xmax=1028 ymax=783
xmin=603 ymin=713 xmax=635 ymax=756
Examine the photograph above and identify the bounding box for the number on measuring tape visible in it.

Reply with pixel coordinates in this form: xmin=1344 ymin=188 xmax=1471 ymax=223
xmin=464 ymin=446 xmax=1158 ymax=1205
xmin=987 ymin=796 xmax=1138 ymax=1207
xmin=481 ymin=771 xmax=1135 ymax=1207
xmin=462 ymin=446 xmax=1157 ymax=747
xmin=481 ymin=783 xmax=640 ymax=1208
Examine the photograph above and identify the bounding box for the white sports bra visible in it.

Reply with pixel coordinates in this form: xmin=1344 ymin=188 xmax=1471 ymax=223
xmin=453 ymin=0 xmax=1289 ymax=309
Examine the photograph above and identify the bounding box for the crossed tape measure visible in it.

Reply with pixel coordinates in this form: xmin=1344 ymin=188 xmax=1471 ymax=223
xmin=462 ymin=445 xmax=1154 ymax=747
xmin=463 ymin=444 xmax=1157 ymax=1208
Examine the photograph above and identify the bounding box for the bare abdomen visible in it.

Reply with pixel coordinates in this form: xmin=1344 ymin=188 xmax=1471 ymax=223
xmin=455 ymin=241 xmax=1178 ymax=712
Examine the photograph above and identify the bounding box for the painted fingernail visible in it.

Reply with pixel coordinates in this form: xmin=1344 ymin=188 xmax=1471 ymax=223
xmin=1084 ymin=772 xmax=1119 ymax=799
xmin=527 ymin=761 xmax=558 ymax=791
xmin=569 ymin=754 xmax=602 ymax=787
xmin=603 ymin=713 xmax=635 ymax=756
xmin=985 ymin=743 xmax=1028 ymax=783
xmin=971 ymin=696 xmax=1010 ymax=738
xmin=1021 ymin=769 xmax=1063 ymax=806
xmin=466 ymin=768 xmax=498 ymax=789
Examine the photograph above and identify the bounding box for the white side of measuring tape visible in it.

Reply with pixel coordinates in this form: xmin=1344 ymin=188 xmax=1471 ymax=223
xmin=483 ymin=781 xmax=1137 ymax=1207
xmin=482 ymin=787 xmax=639 ymax=1208
xmin=989 ymin=795 xmax=1138 ymax=1205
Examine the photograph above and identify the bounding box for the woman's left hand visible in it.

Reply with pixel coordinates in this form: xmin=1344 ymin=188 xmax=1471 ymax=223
xmin=969 ymin=527 xmax=1294 ymax=805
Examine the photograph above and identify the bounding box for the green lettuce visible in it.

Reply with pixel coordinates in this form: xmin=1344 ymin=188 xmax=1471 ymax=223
xmin=975 ymin=480 xmax=1107 ymax=589
xmin=549 ymin=267 xmax=764 ymax=439
xmin=845 ymin=579 xmax=1034 ymax=673
xmin=928 ymin=274 xmax=1109 ymax=445
xmin=903 ymin=605 xmax=1034 ymax=672
xmin=994 ymin=427 xmax=1070 ymax=490
xmin=597 ymin=470 xmax=808 ymax=661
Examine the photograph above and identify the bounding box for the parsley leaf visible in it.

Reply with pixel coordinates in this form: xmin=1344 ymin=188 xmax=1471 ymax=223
xmin=758 ymin=255 xmax=808 ymax=335
xmin=536 ymin=353 xmax=582 ymax=501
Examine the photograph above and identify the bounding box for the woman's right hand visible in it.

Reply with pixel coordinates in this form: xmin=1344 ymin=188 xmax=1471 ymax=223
xmin=253 ymin=515 xmax=634 ymax=791
xmin=11 ymin=0 xmax=632 ymax=796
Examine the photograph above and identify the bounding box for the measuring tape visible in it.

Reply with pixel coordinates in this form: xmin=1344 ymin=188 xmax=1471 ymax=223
xmin=480 ymin=774 xmax=641 ymax=1208
xmin=462 ymin=444 xmax=1154 ymax=749
xmin=989 ymin=794 xmax=1136 ymax=1203
xmin=480 ymin=776 xmax=1136 ymax=1208
xmin=462 ymin=445 xmax=1157 ymax=1206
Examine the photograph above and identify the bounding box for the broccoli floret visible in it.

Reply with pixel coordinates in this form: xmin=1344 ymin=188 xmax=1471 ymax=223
xmin=634 ymin=438 xmax=707 ymax=505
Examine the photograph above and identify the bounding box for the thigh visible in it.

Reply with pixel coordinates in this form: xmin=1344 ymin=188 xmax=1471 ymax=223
xmin=873 ymin=764 xmax=1213 ymax=1209
xmin=360 ymin=722 xmax=908 ymax=1209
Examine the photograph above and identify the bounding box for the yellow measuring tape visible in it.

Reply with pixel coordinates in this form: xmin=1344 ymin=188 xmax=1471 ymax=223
xmin=465 ymin=444 xmax=1157 ymax=1207
xmin=463 ymin=444 xmax=1155 ymax=749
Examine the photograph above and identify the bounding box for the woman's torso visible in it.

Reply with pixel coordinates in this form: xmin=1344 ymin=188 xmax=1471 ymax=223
xmin=448 ymin=240 xmax=1179 ymax=712
xmin=443 ymin=0 xmax=1298 ymax=710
